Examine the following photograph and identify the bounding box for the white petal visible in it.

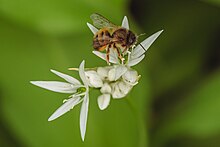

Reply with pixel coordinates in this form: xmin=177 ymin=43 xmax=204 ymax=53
xmin=108 ymin=65 xmax=128 ymax=81
xmin=87 ymin=22 xmax=98 ymax=34
xmin=111 ymin=82 xmax=133 ymax=99
xmin=48 ymin=97 xmax=81 ymax=121
xmin=80 ymin=93 xmax=89 ymax=141
xmin=111 ymin=81 xmax=133 ymax=99
xmin=121 ymin=16 xmax=129 ymax=29
xmin=79 ymin=60 xmax=88 ymax=87
xmin=92 ymin=51 xmax=119 ymax=64
xmin=92 ymin=51 xmax=106 ymax=61
xmin=85 ymin=70 xmax=103 ymax=88
xmin=50 ymin=69 xmax=81 ymax=85
xmin=132 ymin=30 xmax=163 ymax=59
xmin=100 ymin=83 xmax=112 ymax=94
xmin=97 ymin=94 xmax=111 ymax=110
xmin=111 ymin=82 xmax=126 ymax=99
xmin=30 ymin=81 xmax=81 ymax=93
xmin=97 ymin=66 xmax=113 ymax=80
xmin=109 ymin=48 xmax=120 ymax=64
xmin=128 ymin=54 xmax=145 ymax=67
xmin=118 ymin=81 xmax=133 ymax=95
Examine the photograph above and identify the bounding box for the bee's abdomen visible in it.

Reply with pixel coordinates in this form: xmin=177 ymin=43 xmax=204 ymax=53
xmin=93 ymin=29 xmax=112 ymax=51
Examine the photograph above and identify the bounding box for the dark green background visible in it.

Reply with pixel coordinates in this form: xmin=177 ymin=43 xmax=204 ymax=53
xmin=0 ymin=0 xmax=220 ymax=147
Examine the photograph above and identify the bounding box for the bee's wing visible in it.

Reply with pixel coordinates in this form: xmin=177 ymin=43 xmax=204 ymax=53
xmin=90 ymin=13 xmax=117 ymax=29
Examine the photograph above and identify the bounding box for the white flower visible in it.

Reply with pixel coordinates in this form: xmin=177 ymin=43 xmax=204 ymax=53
xmin=97 ymin=82 xmax=112 ymax=110
xmin=100 ymin=83 xmax=112 ymax=94
xmin=97 ymin=94 xmax=111 ymax=110
xmin=96 ymin=64 xmax=140 ymax=100
xmin=108 ymin=65 xmax=127 ymax=81
xmin=31 ymin=13 xmax=162 ymax=142
xmin=88 ymin=15 xmax=163 ymax=66
xmin=111 ymin=81 xmax=133 ymax=99
xmin=85 ymin=70 xmax=103 ymax=88
xmin=30 ymin=60 xmax=89 ymax=141
xmin=122 ymin=69 xmax=139 ymax=85
xmin=97 ymin=66 xmax=113 ymax=80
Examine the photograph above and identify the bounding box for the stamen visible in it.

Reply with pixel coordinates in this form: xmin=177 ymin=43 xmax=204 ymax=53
xmin=68 ymin=68 xmax=79 ymax=71
xmin=137 ymin=33 xmax=146 ymax=38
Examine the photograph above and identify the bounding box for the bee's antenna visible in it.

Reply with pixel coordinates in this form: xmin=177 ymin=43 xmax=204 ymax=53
xmin=137 ymin=33 xmax=146 ymax=38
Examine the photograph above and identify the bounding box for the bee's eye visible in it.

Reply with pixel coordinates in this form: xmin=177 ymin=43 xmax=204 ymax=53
xmin=129 ymin=34 xmax=136 ymax=44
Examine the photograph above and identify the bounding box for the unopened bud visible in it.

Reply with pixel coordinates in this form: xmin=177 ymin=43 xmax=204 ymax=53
xmin=85 ymin=70 xmax=103 ymax=88
xmin=100 ymin=83 xmax=112 ymax=94
xmin=97 ymin=94 xmax=111 ymax=110
xmin=111 ymin=81 xmax=133 ymax=99
xmin=97 ymin=66 xmax=112 ymax=80
xmin=108 ymin=65 xmax=127 ymax=81
xmin=122 ymin=69 xmax=139 ymax=85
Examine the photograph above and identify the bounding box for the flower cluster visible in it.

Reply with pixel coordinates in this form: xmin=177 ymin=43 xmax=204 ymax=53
xmin=84 ymin=64 xmax=140 ymax=110
xmin=31 ymin=15 xmax=163 ymax=141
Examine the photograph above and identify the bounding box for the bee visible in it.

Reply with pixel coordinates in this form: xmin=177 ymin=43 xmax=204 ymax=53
xmin=90 ymin=13 xmax=137 ymax=64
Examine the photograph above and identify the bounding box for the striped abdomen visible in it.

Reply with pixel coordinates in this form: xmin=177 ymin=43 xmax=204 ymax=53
xmin=93 ymin=28 xmax=113 ymax=51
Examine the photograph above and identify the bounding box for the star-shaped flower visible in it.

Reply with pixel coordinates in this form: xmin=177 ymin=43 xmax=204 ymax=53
xmin=31 ymin=60 xmax=89 ymax=141
xmin=30 ymin=14 xmax=163 ymax=142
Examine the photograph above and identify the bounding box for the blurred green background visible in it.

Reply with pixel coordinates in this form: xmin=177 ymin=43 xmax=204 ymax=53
xmin=0 ymin=0 xmax=220 ymax=147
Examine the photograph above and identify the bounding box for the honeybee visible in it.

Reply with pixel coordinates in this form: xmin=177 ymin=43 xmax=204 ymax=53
xmin=90 ymin=13 xmax=137 ymax=64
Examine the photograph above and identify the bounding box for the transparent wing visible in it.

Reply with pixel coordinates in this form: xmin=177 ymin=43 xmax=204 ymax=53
xmin=90 ymin=13 xmax=117 ymax=29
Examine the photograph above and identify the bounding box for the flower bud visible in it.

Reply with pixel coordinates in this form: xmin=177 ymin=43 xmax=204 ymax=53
xmin=108 ymin=65 xmax=127 ymax=81
xmin=118 ymin=81 xmax=133 ymax=95
xmin=85 ymin=70 xmax=103 ymax=88
xmin=97 ymin=66 xmax=112 ymax=80
xmin=100 ymin=83 xmax=111 ymax=94
xmin=97 ymin=94 xmax=111 ymax=110
xmin=122 ymin=69 xmax=139 ymax=85
xmin=111 ymin=81 xmax=133 ymax=99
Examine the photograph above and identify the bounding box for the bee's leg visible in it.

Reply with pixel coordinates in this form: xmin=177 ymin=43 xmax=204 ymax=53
xmin=98 ymin=45 xmax=107 ymax=51
xmin=106 ymin=45 xmax=110 ymax=65
xmin=122 ymin=46 xmax=128 ymax=54
xmin=113 ymin=43 xmax=124 ymax=63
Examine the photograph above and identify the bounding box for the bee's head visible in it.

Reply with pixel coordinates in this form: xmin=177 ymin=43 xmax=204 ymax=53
xmin=127 ymin=31 xmax=137 ymax=47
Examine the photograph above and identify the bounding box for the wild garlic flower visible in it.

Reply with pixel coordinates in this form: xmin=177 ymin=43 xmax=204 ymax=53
xmin=31 ymin=61 xmax=89 ymax=141
xmin=31 ymin=14 xmax=162 ymax=141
